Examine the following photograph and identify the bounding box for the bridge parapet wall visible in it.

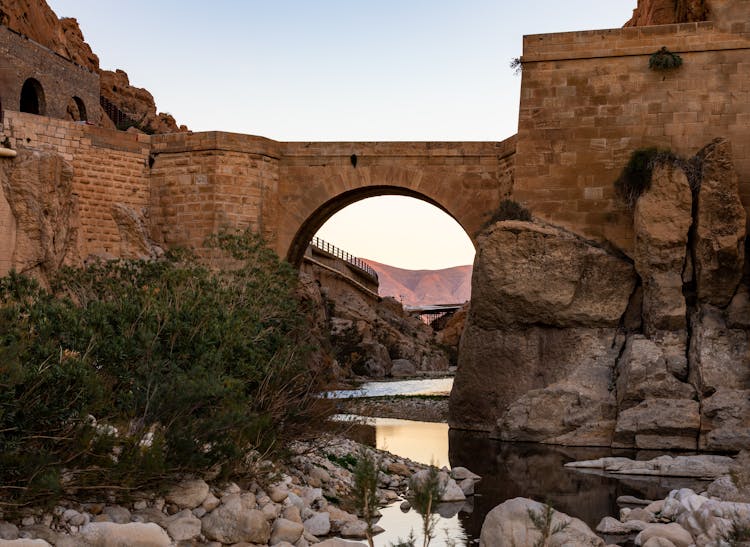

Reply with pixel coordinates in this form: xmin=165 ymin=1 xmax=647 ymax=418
xmin=515 ymin=19 xmax=750 ymax=253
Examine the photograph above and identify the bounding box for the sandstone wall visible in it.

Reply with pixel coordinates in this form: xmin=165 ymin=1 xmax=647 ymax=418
xmin=149 ymin=132 xmax=280 ymax=252
xmin=1 ymin=111 xmax=151 ymax=275
xmin=515 ymin=20 xmax=750 ymax=253
xmin=0 ymin=25 xmax=100 ymax=124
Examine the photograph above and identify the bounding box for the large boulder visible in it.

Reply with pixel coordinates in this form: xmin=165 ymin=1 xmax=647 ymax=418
xmin=479 ymin=497 xmax=605 ymax=546
xmin=72 ymin=522 xmax=171 ymax=547
xmin=470 ymin=221 xmax=636 ymax=329
xmin=451 ymin=220 xmax=635 ymax=433
xmin=451 ymin=326 xmax=619 ymax=433
xmin=692 ymin=138 xmax=746 ymax=307
xmin=633 ymin=162 xmax=692 ymax=334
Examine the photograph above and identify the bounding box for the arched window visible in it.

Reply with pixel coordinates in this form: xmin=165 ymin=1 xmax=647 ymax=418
xmin=67 ymin=96 xmax=87 ymax=122
xmin=20 ymin=78 xmax=45 ymax=115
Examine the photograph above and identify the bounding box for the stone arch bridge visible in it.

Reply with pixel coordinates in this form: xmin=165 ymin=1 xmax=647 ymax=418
xmin=149 ymin=133 xmax=516 ymax=265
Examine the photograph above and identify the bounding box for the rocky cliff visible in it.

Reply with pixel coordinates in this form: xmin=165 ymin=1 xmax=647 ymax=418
xmin=450 ymin=138 xmax=749 ymax=451
xmin=625 ymin=0 xmax=709 ymax=26
xmin=0 ymin=0 xmax=184 ymax=134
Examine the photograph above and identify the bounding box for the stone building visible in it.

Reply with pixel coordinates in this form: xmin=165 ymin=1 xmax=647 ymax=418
xmin=0 ymin=24 xmax=100 ymax=124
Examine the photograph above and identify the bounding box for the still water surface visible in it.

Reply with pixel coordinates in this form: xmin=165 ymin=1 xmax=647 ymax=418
xmin=336 ymin=379 xmax=709 ymax=546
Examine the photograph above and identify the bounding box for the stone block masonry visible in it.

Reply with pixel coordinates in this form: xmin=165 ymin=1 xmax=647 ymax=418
xmin=0 ymin=25 xmax=100 ymax=124
xmin=1 ymin=111 xmax=150 ymax=270
xmin=515 ymin=19 xmax=750 ymax=254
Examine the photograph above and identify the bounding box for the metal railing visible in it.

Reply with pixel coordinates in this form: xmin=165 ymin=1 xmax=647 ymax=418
xmin=310 ymin=237 xmax=379 ymax=282
xmin=100 ymin=96 xmax=137 ymax=130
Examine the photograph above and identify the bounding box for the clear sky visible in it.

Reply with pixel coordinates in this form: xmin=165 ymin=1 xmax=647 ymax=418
xmin=48 ymin=0 xmax=636 ymax=269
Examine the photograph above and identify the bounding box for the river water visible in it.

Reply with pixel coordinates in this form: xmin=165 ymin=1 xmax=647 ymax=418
xmin=333 ymin=378 xmax=709 ymax=546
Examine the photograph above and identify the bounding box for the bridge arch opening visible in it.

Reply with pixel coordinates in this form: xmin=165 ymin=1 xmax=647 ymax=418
xmin=286 ymin=186 xmax=475 ymax=270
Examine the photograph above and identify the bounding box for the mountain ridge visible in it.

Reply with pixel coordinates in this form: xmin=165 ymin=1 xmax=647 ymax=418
xmin=363 ymin=259 xmax=472 ymax=307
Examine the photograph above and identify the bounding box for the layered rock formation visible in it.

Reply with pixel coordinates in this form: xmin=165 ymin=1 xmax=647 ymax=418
xmin=0 ymin=0 xmax=184 ymax=133
xmin=450 ymin=138 xmax=749 ymax=451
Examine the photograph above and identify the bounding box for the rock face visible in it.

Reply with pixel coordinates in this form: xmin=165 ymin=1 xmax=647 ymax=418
xmin=450 ymin=220 xmax=636 ymax=438
xmin=0 ymin=0 xmax=184 ymax=134
xmin=624 ymin=0 xmax=709 ymax=27
xmin=304 ymin=263 xmax=450 ymax=379
xmin=451 ymin=138 xmax=750 ymax=450
xmin=0 ymin=148 xmax=80 ymax=278
xmin=99 ymin=70 xmax=184 ymax=134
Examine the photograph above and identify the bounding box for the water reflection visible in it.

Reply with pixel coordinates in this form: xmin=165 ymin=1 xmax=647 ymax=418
xmin=345 ymin=417 xmax=711 ymax=545
xmin=325 ymin=377 xmax=453 ymax=399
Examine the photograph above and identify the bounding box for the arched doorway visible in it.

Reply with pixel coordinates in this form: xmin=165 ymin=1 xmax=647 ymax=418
xmin=66 ymin=96 xmax=87 ymax=122
xmin=20 ymin=78 xmax=45 ymax=115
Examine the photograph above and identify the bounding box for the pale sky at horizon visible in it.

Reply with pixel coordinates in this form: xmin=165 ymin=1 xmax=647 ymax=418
xmin=47 ymin=0 xmax=636 ymax=270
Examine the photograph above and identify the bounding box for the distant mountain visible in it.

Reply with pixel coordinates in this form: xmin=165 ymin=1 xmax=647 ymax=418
xmin=363 ymin=259 xmax=472 ymax=307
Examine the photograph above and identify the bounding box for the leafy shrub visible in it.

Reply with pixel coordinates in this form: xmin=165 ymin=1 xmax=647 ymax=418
xmin=481 ymin=199 xmax=532 ymax=230
xmin=510 ymin=57 xmax=523 ymax=75
xmin=0 ymin=230 xmax=328 ymax=506
xmin=615 ymin=147 xmax=702 ymax=208
xmin=649 ymin=47 xmax=683 ymax=71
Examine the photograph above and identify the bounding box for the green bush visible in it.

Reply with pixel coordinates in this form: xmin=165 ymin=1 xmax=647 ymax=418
xmin=615 ymin=147 xmax=702 ymax=209
xmin=649 ymin=47 xmax=683 ymax=71
xmin=0 ymin=230 xmax=327 ymax=506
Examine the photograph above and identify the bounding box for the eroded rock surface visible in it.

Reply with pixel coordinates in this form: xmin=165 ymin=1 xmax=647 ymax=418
xmin=451 ymin=138 xmax=750 ymax=450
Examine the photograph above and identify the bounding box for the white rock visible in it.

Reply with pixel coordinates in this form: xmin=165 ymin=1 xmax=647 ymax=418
xmin=316 ymin=540 xmax=368 ymax=547
xmin=0 ymin=541 xmax=51 ymax=546
xmin=0 ymin=522 xmax=19 ymax=540
xmin=163 ymin=509 xmax=201 ymax=541
xmin=165 ymin=479 xmax=209 ymax=509
xmin=102 ymin=506 xmax=130 ymax=524
xmin=339 ymin=520 xmax=369 ymax=539
xmin=269 ymin=485 xmax=290 ymax=503
xmin=451 ymin=467 xmax=481 ymax=481
xmin=479 ymin=497 xmax=605 ymax=547
xmin=270 ymin=518 xmax=304 ymax=545
xmin=200 ymin=494 xmax=270 ymax=544
xmin=77 ymin=522 xmax=171 ymax=547
xmin=642 ymin=538 xmax=677 ymax=547
xmin=596 ymin=516 xmax=648 ymax=534
xmin=303 ymin=512 xmax=331 ymax=536
xmin=635 ymin=523 xmax=694 ymax=547
xmin=201 ymin=493 xmax=220 ymax=512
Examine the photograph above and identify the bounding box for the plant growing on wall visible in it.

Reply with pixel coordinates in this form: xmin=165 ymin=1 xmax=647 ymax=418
xmin=649 ymin=47 xmax=683 ymax=71
xmin=614 ymin=147 xmax=702 ymax=208
xmin=481 ymin=199 xmax=532 ymax=230
xmin=510 ymin=57 xmax=523 ymax=75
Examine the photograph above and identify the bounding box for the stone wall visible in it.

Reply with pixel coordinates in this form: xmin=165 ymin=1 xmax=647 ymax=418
xmin=278 ymin=138 xmax=515 ymax=264
xmin=0 ymin=111 xmax=150 ymax=274
xmin=0 ymin=26 xmax=100 ymax=124
xmin=515 ymin=19 xmax=750 ymax=253
xmin=149 ymin=132 xmax=280 ymax=253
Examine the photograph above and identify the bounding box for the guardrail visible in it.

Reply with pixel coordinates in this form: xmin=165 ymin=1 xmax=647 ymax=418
xmin=310 ymin=237 xmax=379 ymax=282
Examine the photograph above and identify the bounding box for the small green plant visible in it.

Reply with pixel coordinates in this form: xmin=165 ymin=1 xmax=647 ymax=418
xmin=390 ymin=531 xmax=418 ymax=547
xmin=350 ymin=447 xmax=380 ymax=547
xmin=527 ymin=503 xmax=570 ymax=547
xmin=408 ymin=465 xmax=446 ymax=547
xmin=510 ymin=56 xmax=523 ymax=75
xmin=327 ymin=452 xmax=359 ymax=471
xmin=649 ymin=47 xmax=683 ymax=71
xmin=481 ymin=199 xmax=532 ymax=230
